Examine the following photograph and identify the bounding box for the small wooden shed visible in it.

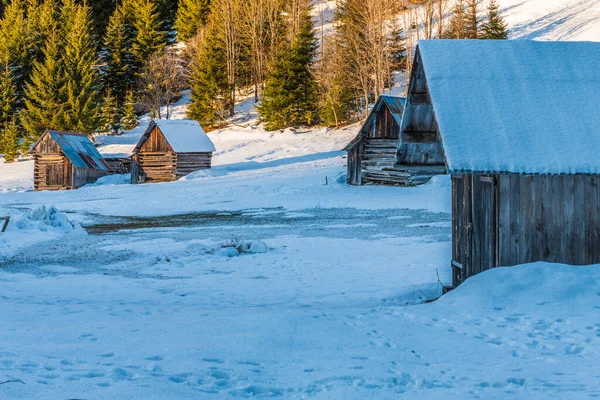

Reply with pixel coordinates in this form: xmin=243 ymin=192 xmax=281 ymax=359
xmin=131 ymin=120 xmax=216 ymax=184
xmin=30 ymin=130 xmax=111 ymax=191
xmin=412 ymin=40 xmax=600 ymax=286
xmin=344 ymin=96 xmax=407 ymax=185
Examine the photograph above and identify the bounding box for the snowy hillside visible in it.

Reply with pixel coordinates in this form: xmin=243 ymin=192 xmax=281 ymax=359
xmin=500 ymin=0 xmax=600 ymax=41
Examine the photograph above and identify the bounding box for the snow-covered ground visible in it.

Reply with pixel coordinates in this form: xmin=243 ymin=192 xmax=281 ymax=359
xmin=1 ymin=3 xmax=600 ymax=397
xmin=1 ymin=113 xmax=599 ymax=398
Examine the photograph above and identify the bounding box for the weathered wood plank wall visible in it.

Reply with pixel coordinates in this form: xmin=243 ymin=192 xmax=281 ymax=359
xmin=176 ymin=153 xmax=212 ymax=178
xmin=346 ymin=140 xmax=363 ymax=185
xmin=453 ymin=173 xmax=600 ymax=286
xmin=498 ymin=174 xmax=600 ymax=267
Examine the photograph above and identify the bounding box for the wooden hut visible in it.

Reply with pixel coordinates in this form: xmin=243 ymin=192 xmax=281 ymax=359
xmin=131 ymin=120 xmax=216 ymax=184
xmin=344 ymin=96 xmax=407 ymax=185
xmin=411 ymin=40 xmax=600 ymax=287
xmin=30 ymin=130 xmax=111 ymax=191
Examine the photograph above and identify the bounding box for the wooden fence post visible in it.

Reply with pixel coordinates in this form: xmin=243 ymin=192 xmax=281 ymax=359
xmin=1 ymin=217 xmax=9 ymax=233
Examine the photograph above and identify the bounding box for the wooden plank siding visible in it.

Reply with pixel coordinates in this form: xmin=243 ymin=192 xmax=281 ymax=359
xmin=176 ymin=153 xmax=212 ymax=178
xmin=396 ymin=48 xmax=446 ymax=181
xmin=34 ymin=155 xmax=73 ymax=191
xmin=373 ymin=106 xmax=400 ymax=139
xmin=346 ymin=139 xmax=363 ymax=186
xmin=453 ymin=173 xmax=600 ymax=286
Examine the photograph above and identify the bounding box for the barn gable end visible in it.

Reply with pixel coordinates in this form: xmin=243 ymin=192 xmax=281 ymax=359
xmin=396 ymin=48 xmax=447 ymax=169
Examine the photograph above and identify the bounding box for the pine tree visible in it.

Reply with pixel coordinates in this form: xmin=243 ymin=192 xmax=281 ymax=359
xmin=482 ymin=0 xmax=509 ymax=39
xmin=156 ymin=0 xmax=179 ymax=38
xmin=258 ymin=7 xmax=319 ymax=130
xmin=27 ymin=0 xmax=59 ymax=64
xmin=121 ymin=89 xmax=138 ymax=130
xmin=103 ymin=1 xmax=136 ymax=105
xmin=0 ymin=0 xmax=33 ymax=101
xmin=99 ymin=88 xmax=121 ymax=134
xmin=175 ymin=0 xmax=211 ymax=42
xmin=464 ymin=0 xmax=481 ymax=39
xmin=62 ymin=1 xmax=101 ymax=134
xmin=447 ymin=0 xmax=468 ymax=39
xmin=130 ymin=0 xmax=166 ymax=71
xmin=0 ymin=116 xmax=19 ymax=162
xmin=0 ymin=62 xmax=17 ymax=124
xmin=20 ymin=30 xmax=66 ymax=142
xmin=85 ymin=0 xmax=118 ymax=38
xmin=187 ymin=32 xmax=230 ymax=126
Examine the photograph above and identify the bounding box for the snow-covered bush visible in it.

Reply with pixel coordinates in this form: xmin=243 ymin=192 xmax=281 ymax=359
xmin=215 ymin=238 xmax=270 ymax=257
xmin=12 ymin=205 xmax=85 ymax=234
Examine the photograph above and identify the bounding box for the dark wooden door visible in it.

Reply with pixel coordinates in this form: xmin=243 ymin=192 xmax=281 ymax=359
xmin=452 ymin=175 xmax=471 ymax=286
xmin=45 ymin=162 xmax=64 ymax=187
xmin=472 ymin=175 xmax=499 ymax=279
xmin=452 ymin=174 xmax=499 ymax=286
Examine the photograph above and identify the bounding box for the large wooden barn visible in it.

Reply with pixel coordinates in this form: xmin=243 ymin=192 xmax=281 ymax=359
xmin=410 ymin=40 xmax=600 ymax=287
xmin=30 ymin=130 xmax=111 ymax=191
xmin=131 ymin=120 xmax=216 ymax=183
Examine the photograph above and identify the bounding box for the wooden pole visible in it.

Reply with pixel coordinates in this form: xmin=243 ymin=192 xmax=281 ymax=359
xmin=1 ymin=217 xmax=9 ymax=233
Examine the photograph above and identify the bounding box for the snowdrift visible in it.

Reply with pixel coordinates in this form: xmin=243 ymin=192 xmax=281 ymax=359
xmin=437 ymin=262 xmax=600 ymax=310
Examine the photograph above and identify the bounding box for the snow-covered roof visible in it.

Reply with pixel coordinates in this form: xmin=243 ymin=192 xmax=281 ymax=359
xmin=151 ymin=120 xmax=215 ymax=153
xmin=417 ymin=40 xmax=600 ymax=174
xmin=32 ymin=131 xmax=110 ymax=171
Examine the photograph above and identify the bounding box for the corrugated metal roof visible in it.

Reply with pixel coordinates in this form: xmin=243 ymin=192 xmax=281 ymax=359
xmin=47 ymin=130 xmax=110 ymax=171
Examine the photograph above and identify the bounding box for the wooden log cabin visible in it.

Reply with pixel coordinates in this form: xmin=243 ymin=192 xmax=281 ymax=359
xmin=344 ymin=96 xmax=408 ymax=185
xmin=30 ymin=130 xmax=111 ymax=191
xmin=412 ymin=40 xmax=600 ymax=287
xmin=131 ymin=120 xmax=216 ymax=184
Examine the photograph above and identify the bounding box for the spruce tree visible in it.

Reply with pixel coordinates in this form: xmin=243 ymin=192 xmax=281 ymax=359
xmin=187 ymin=32 xmax=229 ymax=126
xmin=62 ymin=1 xmax=101 ymax=134
xmin=0 ymin=0 xmax=32 ymax=101
xmin=0 ymin=62 xmax=17 ymax=124
xmin=156 ymin=0 xmax=179 ymax=38
xmin=175 ymin=0 xmax=211 ymax=42
xmin=103 ymin=1 xmax=136 ymax=105
xmin=0 ymin=116 xmax=19 ymax=162
xmin=21 ymin=30 xmax=66 ymax=142
xmin=121 ymin=89 xmax=138 ymax=130
xmin=131 ymin=0 xmax=166 ymax=71
xmin=85 ymin=0 xmax=118 ymax=38
xmin=258 ymin=8 xmax=319 ymax=130
xmin=465 ymin=0 xmax=481 ymax=39
xmin=99 ymin=88 xmax=121 ymax=134
xmin=28 ymin=0 xmax=59 ymax=64
xmin=482 ymin=0 xmax=509 ymax=39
